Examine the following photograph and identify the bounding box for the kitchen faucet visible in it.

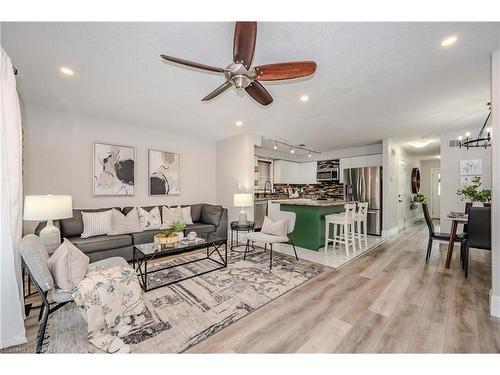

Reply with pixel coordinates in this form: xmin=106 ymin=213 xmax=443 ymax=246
xmin=263 ymin=180 xmax=272 ymax=198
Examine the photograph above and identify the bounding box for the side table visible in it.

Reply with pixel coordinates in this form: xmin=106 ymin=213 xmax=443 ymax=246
xmin=230 ymin=221 xmax=255 ymax=253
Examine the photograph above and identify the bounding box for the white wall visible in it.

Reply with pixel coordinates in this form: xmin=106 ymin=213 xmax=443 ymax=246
xmin=216 ymin=132 xmax=261 ymax=224
xmin=491 ymin=50 xmax=500 ymax=317
xmin=420 ymin=159 xmax=441 ymax=215
xmin=382 ymin=139 xmax=422 ymax=235
xmin=22 ymin=104 xmax=217 ymax=233
xmin=440 ymin=128 xmax=492 ymax=232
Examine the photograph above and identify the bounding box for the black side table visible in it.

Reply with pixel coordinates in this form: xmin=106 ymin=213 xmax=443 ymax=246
xmin=230 ymin=221 xmax=255 ymax=253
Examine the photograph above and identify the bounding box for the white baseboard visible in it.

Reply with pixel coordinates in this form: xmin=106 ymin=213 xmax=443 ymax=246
xmin=491 ymin=293 xmax=500 ymax=317
xmin=0 ymin=335 xmax=27 ymax=350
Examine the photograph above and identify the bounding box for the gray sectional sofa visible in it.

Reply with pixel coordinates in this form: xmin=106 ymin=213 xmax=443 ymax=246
xmin=35 ymin=204 xmax=227 ymax=262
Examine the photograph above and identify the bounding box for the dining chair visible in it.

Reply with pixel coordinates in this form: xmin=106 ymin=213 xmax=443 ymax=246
xmin=462 ymin=207 xmax=491 ymax=278
xmin=422 ymin=203 xmax=466 ymax=263
xmin=244 ymin=211 xmax=298 ymax=269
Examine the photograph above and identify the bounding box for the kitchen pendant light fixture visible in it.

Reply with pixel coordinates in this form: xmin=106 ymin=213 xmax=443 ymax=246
xmin=457 ymin=102 xmax=492 ymax=149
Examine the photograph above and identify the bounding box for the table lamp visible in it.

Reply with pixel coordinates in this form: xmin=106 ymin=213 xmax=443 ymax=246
xmin=233 ymin=193 xmax=253 ymax=225
xmin=24 ymin=195 xmax=73 ymax=252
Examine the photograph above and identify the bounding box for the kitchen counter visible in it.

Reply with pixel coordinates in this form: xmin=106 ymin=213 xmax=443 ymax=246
xmin=270 ymin=199 xmax=352 ymax=207
xmin=276 ymin=200 xmax=353 ymax=251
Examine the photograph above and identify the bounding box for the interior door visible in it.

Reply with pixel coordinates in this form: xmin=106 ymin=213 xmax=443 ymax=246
xmin=431 ymin=168 xmax=441 ymax=219
xmin=397 ymin=160 xmax=407 ymax=230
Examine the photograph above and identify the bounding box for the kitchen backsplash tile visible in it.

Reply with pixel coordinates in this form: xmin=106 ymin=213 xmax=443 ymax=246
xmin=255 ymin=181 xmax=344 ymax=199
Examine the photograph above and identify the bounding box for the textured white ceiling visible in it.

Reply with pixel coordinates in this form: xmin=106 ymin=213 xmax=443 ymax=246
xmin=2 ymin=22 xmax=499 ymax=151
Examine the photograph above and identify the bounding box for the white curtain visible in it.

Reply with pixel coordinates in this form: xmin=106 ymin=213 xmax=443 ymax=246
xmin=0 ymin=46 xmax=26 ymax=348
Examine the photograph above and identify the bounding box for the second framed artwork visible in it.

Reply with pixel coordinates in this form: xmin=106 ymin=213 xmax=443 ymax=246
xmin=148 ymin=149 xmax=181 ymax=195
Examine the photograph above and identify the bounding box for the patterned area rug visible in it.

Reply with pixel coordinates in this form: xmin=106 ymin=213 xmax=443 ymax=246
xmin=41 ymin=250 xmax=324 ymax=353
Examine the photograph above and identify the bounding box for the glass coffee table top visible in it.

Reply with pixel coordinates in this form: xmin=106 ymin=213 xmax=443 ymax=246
xmin=134 ymin=236 xmax=224 ymax=256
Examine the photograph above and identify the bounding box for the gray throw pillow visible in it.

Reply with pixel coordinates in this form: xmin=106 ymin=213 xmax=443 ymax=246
xmin=201 ymin=205 xmax=223 ymax=226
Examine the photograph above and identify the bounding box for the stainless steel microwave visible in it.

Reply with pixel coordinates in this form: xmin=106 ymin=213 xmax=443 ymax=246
xmin=317 ymin=167 xmax=339 ymax=182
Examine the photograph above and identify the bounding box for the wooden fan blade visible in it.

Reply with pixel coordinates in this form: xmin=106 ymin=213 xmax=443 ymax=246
xmin=255 ymin=61 xmax=317 ymax=81
xmin=201 ymin=81 xmax=232 ymax=101
xmin=245 ymin=81 xmax=273 ymax=106
xmin=161 ymin=54 xmax=224 ymax=73
xmin=233 ymin=22 xmax=257 ymax=69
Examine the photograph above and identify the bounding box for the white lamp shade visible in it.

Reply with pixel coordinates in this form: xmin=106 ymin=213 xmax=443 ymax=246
xmin=23 ymin=195 xmax=73 ymax=221
xmin=233 ymin=193 xmax=253 ymax=207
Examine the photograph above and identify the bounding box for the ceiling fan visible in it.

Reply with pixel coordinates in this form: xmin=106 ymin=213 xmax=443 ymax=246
xmin=160 ymin=22 xmax=317 ymax=106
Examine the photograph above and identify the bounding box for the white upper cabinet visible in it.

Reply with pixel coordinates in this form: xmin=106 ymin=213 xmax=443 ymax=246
xmin=273 ymin=160 xmax=318 ymax=184
xmin=339 ymin=154 xmax=382 ymax=183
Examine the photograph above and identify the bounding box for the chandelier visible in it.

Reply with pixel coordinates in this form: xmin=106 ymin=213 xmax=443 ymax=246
xmin=458 ymin=102 xmax=492 ymax=149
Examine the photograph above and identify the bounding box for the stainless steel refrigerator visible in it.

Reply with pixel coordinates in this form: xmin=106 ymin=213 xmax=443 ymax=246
xmin=344 ymin=166 xmax=382 ymax=236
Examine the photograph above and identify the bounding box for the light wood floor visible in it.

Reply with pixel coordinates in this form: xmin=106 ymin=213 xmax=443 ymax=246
xmin=5 ymin=221 xmax=500 ymax=353
xmin=187 ymin=221 xmax=500 ymax=353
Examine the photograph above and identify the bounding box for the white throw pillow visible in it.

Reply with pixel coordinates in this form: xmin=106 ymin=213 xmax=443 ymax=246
xmin=81 ymin=210 xmax=113 ymax=238
xmin=47 ymin=239 xmax=90 ymax=290
xmin=261 ymin=216 xmax=288 ymax=237
xmin=182 ymin=206 xmax=194 ymax=225
xmin=161 ymin=205 xmax=183 ymax=229
xmin=110 ymin=208 xmax=142 ymax=235
xmin=138 ymin=206 xmax=162 ymax=231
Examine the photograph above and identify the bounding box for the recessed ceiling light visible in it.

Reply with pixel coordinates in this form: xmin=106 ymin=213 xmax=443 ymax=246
xmin=290 ymin=149 xmax=295 ymax=154
xmin=235 ymin=121 xmax=243 ymax=127
xmin=410 ymin=140 xmax=431 ymax=148
xmin=308 ymin=152 xmax=312 ymax=157
xmin=441 ymin=35 xmax=458 ymax=47
xmin=465 ymin=132 xmax=471 ymax=137
xmin=300 ymin=95 xmax=309 ymax=103
xmin=273 ymin=143 xmax=278 ymax=150
xmin=60 ymin=66 xmax=74 ymax=76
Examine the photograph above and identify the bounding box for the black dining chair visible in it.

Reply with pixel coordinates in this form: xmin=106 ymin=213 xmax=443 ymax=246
xmin=462 ymin=207 xmax=491 ymax=278
xmin=422 ymin=203 xmax=466 ymax=263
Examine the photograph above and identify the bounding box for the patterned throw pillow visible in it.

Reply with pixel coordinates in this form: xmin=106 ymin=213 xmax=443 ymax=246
xmin=138 ymin=206 xmax=162 ymax=231
xmin=47 ymin=239 xmax=90 ymax=290
xmin=161 ymin=205 xmax=183 ymax=229
xmin=81 ymin=210 xmax=113 ymax=238
xmin=110 ymin=208 xmax=142 ymax=235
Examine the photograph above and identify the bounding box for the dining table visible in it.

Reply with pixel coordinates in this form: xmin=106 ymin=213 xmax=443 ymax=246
xmin=442 ymin=214 xmax=469 ymax=268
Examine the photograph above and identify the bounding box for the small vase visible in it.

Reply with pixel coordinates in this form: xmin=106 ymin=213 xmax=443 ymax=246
xmin=176 ymin=232 xmax=184 ymax=241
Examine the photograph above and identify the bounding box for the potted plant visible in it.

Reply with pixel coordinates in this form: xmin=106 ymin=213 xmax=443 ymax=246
xmin=171 ymin=220 xmax=186 ymax=241
xmin=412 ymin=193 xmax=427 ymax=203
xmin=456 ymin=176 xmax=491 ymax=207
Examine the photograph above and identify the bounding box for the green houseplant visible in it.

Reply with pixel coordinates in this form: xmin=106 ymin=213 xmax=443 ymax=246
xmin=412 ymin=193 xmax=427 ymax=204
xmin=171 ymin=220 xmax=186 ymax=240
xmin=456 ymin=176 xmax=491 ymax=204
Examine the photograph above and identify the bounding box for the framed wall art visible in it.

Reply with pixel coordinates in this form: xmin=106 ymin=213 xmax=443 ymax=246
xmin=93 ymin=142 xmax=135 ymax=196
xmin=148 ymin=149 xmax=180 ymax=195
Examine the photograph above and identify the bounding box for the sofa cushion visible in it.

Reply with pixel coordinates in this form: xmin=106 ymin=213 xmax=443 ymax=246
xmin=200 ymin=204 xmax=223 ymax=226
xmin=185 ymin=223 xmax=216 ymax=236
xmin=130 ymin=229 xmax=162 ymax=245
xmin=60 ymin=208 xmax=118 ymax=238
xmin=69 ymin=234 xmax=132 ymax=254
xmin=189 ymin=204 xmax=203 ymax=223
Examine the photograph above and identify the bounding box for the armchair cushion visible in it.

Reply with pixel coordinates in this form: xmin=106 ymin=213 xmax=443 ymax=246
xmin=18 ymin=234 xmax=54 ymax=292
xmin=261 ymin=216 xmax=288 ymax=237
xmin=245 ymin=231 xmax=289 ymax=244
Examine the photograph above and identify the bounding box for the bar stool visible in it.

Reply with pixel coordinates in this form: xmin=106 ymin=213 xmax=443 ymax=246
xmin=324 ymin=203 xmax=357 ymax=255
xmin=354 ymin=202 xmax=369 ymax=249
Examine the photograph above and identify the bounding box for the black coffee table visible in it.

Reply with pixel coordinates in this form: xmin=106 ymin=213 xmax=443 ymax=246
xmin=133 ymin=235 xmax=227 ymax=292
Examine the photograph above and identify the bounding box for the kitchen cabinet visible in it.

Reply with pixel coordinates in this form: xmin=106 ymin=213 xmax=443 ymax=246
xmin=339 ymin=154 xmax=382 ymax=183
xmin=273 ymin=160 xmax=317 ymax=184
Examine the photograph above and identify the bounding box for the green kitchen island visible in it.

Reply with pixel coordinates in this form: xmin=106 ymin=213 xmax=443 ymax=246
xmin=272 ymin=199 xmax=351 ymax=251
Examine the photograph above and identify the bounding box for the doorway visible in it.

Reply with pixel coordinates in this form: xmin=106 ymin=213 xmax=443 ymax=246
xmin=397 ymin=160 xmax=407 ymax=230
xmin=431 ymin=168 xmax=441 ymax=219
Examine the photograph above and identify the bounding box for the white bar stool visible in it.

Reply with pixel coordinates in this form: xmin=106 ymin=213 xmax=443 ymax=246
xmin=324 ymin=203 xmax=357 ymax=255
xmin=354 ymin=202 xmax=369 ymax=249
